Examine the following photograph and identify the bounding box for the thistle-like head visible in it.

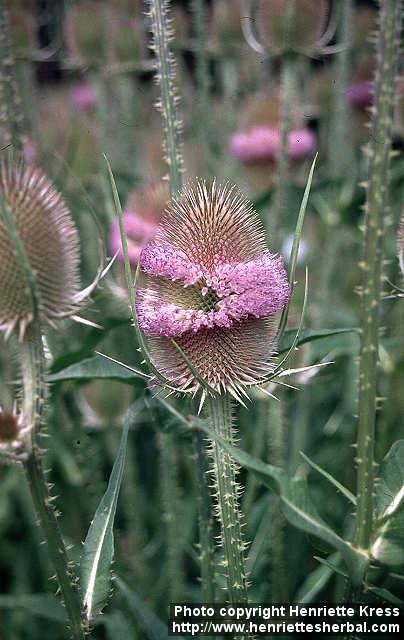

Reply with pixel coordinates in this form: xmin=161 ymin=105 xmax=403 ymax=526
xmin=136 ymin=181 xmax=290 ymax=399
xmin=256 ymin=0 xmax=329 ymax=56
xmin=0 ymin=158 xmax=81 ymax=339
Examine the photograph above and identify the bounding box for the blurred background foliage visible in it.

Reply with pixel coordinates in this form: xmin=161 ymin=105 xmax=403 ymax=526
xmin=0 ymin=0 xmax=403 ymax=638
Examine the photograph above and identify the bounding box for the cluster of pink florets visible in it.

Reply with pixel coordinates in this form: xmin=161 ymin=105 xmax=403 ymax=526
xmin=137 ymin=241 xmax=290 ymax=338
xmin=229 ymin=126 xmax=316 ymax=164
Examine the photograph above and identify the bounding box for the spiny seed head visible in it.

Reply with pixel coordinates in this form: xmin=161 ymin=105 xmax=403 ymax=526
xmin=256 ymin=0 xmax=329 ymax=56
xmin=136 ymin=181 xmax=290 ymax=396
xmin=0 ymin=159 xmax=80 ymax=338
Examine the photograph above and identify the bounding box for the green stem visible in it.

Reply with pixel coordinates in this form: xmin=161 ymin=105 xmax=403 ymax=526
xmin=329 ymin=0 xmax=353 ymax=177
xmin=157 ymin=430 xmax=184 ymax=602
xmin=193 ymin=430 xmax=216 ymax=602
xmin=148 ymin=0 xmax=183 ymax=195
xmin=207 ymin=395 xmax=249 ymax=604
xmin=0 ymin=0 xmax=23 ymax=151
xmin=275 ymin=54 xmax=294 ymax=246
xmin=355 ymin=0 xmax=402 ymax=551
xmin=190 ymin=0 xmax=213 ymax=175
xmin=20 ymin=324 xmax=85 ymax=640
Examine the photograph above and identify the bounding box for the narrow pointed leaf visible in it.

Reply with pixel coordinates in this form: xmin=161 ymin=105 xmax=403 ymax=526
xmin=294 ymin=553 xmax=340 ymax=603
xmin=278 ymin=154 xmax=317 ymax=337
xmin=0 ymin=594 xmax=66 ymax=624
xmin=300 ymin=451 xmax=356 ymax=505
xmin=47 ymin=354 xmax=148 ymax=383
xmin=195 ymin=420 xmax=368 ymax=585
xmin=117 ymin=578 xmax=175 ymax=640
xmin=278 ymin=327 xmax=358 ymax=355
xmin=372 ymin=441 xmax=404 ymax=567
xmin=80 ymin=409 xmax=132 ymax=621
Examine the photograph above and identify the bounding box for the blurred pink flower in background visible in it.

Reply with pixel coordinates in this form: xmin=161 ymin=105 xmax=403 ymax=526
xmin=108 ymin=181 xmax=168 ymax=264
xmin=109 ymin=213 xmax=158 ymax=264
xmin=344 ymin=80 xmax=373 ymax=109
xmin=70 ymin=83 xmax=97 ymax=111
xmin=229 ymin=126 xmax=316 ymax=164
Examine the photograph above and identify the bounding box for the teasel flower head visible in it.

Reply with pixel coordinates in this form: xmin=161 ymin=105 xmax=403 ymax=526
xmin=0 ymin=158 xmax=98 ymax=340
xmin=136 ymin=181 xmax=290 ymax=401
xmin=0 ymin=407 xmax=30 ymax=461
xmin=109 ymin=180 xmax=168 ymax=264
xmin=256 ymin=0 xmax=329 ymax=57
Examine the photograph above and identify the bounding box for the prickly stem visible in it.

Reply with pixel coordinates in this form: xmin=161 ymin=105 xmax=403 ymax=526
xmin=147 ymin=0 xmax=184 ymax=195
xmin=193 ymin=430 xmax=216 ymax=602
xmin=355 ymin=0 xmax=402 ymax=552
xmin=20 ymin=323 xmax=86 ymax=640
xmin=207 ymin=395 xmax=249 ymax=610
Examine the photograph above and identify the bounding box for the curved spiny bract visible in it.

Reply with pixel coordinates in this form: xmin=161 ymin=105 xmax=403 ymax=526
xmin=0 ymin=159 xmax=80 ymax=339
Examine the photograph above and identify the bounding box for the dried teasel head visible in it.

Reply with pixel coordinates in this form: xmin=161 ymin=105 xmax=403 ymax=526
xmin=136 ymin=181 xmax=290 ymax=401
xmin=0 ymin=408 xmax=30 ymax=460
xmin=0 ymin=158 xmax=90 ymax=339
xmin=256 ymin=0 xmax=329 ymax=57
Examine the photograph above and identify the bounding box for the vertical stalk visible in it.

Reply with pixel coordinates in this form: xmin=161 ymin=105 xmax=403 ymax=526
xmin=0 ymin=0 xmax=23 ymax=151
xmin=266 ymin=400 xmax=288 ymax=602
xmin=157 ymin=430 xmax=184 ymax=602
xmin=275 ymin=54 xmax=294 ymax=246
xmin=193 ymin=430 xmax=216 ymax=601
xmin=190 ymin=0 xmax=213 ymax=175
xmin=329 ymin=0 xmax=353 ymax=177
xmin=148 ymin=0 xmax=183 ymax=195
xmin=20 ymin=324 xmax=85 ymax=640
xmin=355 ymin=0 xmax=402 ymax=551
xmin=207 ymin=395 xmax=249 ymax=604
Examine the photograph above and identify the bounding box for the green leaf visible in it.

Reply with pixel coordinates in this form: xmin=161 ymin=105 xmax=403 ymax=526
xmin=50 ymin=318 xmax=128 ymax=373
xmin=80 ymin=408 xmax=132 ymax=621
xmin=101 ymin=611 xmax=137 ymax=640
xmin=372 ymin=441 xmax=404 ymax=567
xmin=294 ymin=553 xmax=340 ymax=603
xmin=300 ymin=451 xmax=356 ymax=505
xmin=278 ymin=327 xmax=358 ymax=355
xmin=195 ymin=419 xmax=368 ymax=585
xmin=365 ymin=585 xmax=404 ymax=605
xmin=0 ymin=594 xmax=66 ymax=624
xmin=117 ymin=578 xmax=173 ymax=640
xmin=278 ymin=154 xmax=317 ymax=337
xmin=47 ymin=354 xmax=147 ymax=384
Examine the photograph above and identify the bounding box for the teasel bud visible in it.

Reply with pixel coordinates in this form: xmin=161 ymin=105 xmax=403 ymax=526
xmin=256 ymin=0 xmax=329 ymax=57
xmin=0 ymin=157 xmax=96 ymax=340
xmin=136 ymin=181 xmax=290 ymax=400
xmin=0 ymin=408 xmax=30 ymax=460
